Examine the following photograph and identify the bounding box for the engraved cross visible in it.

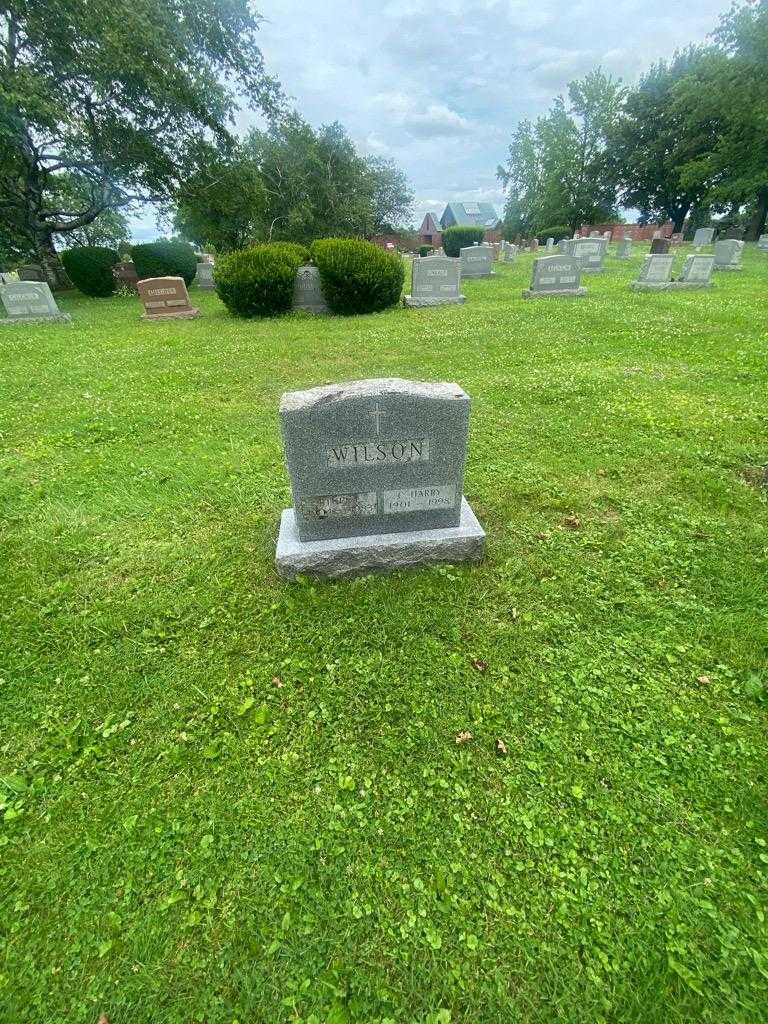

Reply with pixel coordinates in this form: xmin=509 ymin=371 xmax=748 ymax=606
xmin=371 ymin=402 xmax=385 ymax=436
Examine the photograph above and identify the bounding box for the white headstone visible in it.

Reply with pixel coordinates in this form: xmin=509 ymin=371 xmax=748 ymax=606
xmin=630 ymin=254 xmax=674 ymax=290
xmin=713 ymin=239 xmax=744 ymax=271
xmin=404 ymin=255 xmax=465 ymax=307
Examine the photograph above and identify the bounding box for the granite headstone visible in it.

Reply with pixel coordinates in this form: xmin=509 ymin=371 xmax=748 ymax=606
xmin=630 ymin=254 xmax=674 ymax=290
xmin=459 ymin=244 xmax=494 ymax=278
xmin=522 ymin=255 xmax=586 ymax=299
xmin=616 ymin=238 xmax=633 ymax=259
xmin=650 ymin=237 xmax=671 ymax=255
xmin=195 ymin=262 xmax=215 ymax=290
xmin=693 ymin=227 xmax=715 ymax=247
xmin=292 ymin=265 xmax=328 ymax=313
xmin=137 ymin=276 xmax=200 ymax=320
xmin=405 ymin=255 xmax=465 ymax=307
xmin=571 ymin=238 xmax=606 ymax=273
xmin=673 ymin=254 xmax=714 ymax=289
xmin=713 ymin=239 xmax=744 ymax=271
xmin=275 ymin=378 xmax=485 ymax=577
xmin=0 ymin=280 xmax=70 ymax=324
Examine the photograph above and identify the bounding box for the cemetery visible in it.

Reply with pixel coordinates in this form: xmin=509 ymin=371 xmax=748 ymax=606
xmin=2 ymin=1 xmax=768 ymax=1021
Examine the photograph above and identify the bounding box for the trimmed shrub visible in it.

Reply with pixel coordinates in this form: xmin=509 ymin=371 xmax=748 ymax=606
xmin=310 ymin=238 xmax=405 ymax=315
xmin=61 ymin=246 xmax=118 ymax=297
xmin=214 ymin=243 xmax=309 ymax=318
xmin=131 ymin=239 xmax=198 ymax=286
xmin=442 ymin=225 xmax=485 ymax=257
xmin=419 ymin=245 xmax=431 ymax=257
xmin=538 ymin=226 xmax=571 ymax=243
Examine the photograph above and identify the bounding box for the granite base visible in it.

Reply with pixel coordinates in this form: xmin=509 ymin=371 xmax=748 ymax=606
xmin=403 ymin=295 xmax=466 ymax=307
xmin=141 ymin=308 xmax=200 ymax=321
xmin=0 ymin=314 xmax=71 ymax=325
xmin=276 ymin=496 xmax=485 ymax=579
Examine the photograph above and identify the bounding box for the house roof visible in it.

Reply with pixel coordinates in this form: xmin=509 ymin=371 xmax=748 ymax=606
xmin=442 ymin=202 xmax=499 ymax=228
xmin=419 ymin=213 xmax=441 ymax=234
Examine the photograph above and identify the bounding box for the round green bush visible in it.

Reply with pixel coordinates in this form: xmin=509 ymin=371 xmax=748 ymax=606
xmin=310 ymin=239 xmax=405 ymax=315
xmin=419 ymin=245 xmax=431 ymax=257
xmin=538 ymin=225 xmax=571 ymax=243
xmin=131 ymin=239 xmax=198 ymax=286
xmin=214 ymin=243 xmax=309 ymax=318
xmin=61 ymin=246 xmax=118 ymax=297
xmin=441 ymin=225 xmax=486 ymax=257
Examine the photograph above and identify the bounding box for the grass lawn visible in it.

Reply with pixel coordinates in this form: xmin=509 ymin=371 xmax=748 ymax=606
xmin=1 ymin=245 xmax=767 ymax=1024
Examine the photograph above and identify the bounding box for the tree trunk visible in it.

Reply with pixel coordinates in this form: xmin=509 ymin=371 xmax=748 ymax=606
xmin=745 ymin=186 xmax=768 ymax=241
xmin=34 ymin=233 xmax=69 ymax=289
xmin=669 ymin=200 xmax=691 ymax=233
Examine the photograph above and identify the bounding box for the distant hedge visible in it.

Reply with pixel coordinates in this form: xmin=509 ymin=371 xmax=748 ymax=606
xmin=311 ymin=238 xmax=404 ymax=315
xmin=131 ymin=240 xmax=198 ymax=286
xmin=442 ymin=225 xmax=486 ymax=257
xmin=214 ymin=243 xmax=309 ymax=318
xmin=419 ymin=245 xmax=431 ymax=257
xmin=538 ymin=225 xmax=571 ymax=242
xmin=61 ymin=246 xmax=118 ymax=297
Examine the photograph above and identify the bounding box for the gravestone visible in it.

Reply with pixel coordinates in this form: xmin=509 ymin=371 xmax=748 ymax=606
xmin=195 ymin=262 xmax=215 ymax=290
xmin=673 ymin=254 xmax=714 ymax=289
xmin=522 ymin=255 xmax=586 ymax=299
xmin=693 ymin=227 xmax=715 ymax=247
xmin=0 ymin=280 xmax=71 ymax=324
xmin=670 ymin=232 xmax=683 ymax=244
xmin=630 ymin=253 xmax=674 ymax=290
xmin=603 ymin=231 xmax=611 ymax=240
xmin=758 ymin=234 xmax=768 ymax=251
xmin=558 ymin=238 xmax=570 ymax=254
xmin=713 ymin=239 xmax=744 ymax=271
xmin=405 ymin=255 xmax=464 ymax=307
xmin=18 ymin=264 xmax=45 ymax=282
xmin=616 ymin=238 xmax=633 ymax=259
xmin=649 ymin=237 xmax=671 ymax=254
xmin=137 ymin=276 xmax=200 ymax=320
xmin=589 ymin=230 xmax=600 ymax=238
xmin=529 ymin=239 xmax=539 ymax=252
xmin=502 ymin=242 xmax=517 ymax=262
xmin=275 ymin=378 xmax=486 ymax=578
xmin=459 ymin=244 xmax=494 ymax=278
xmin=546 ymin=237 xmax=555 ymax=251
xmin=571 ymin=237 xmax=606 ymax=272
xmin=652 ymin=230 xmax=662 ymax=240
xmin=292 ymin=265 xmax=328 ymax=313
xmin=113 ymin=260 xmax=139 ymax=291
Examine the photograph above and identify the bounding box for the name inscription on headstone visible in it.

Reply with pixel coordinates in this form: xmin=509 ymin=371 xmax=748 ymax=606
xmin=326 ymin=438 xmax=429 ymax=468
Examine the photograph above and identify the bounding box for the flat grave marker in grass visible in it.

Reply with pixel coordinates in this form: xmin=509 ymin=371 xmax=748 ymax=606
xmin=0 ymin=280 xmax=71 ymax=324
xmin=522 ymin=254 xmax=586 ymax=299
xmin=630 ymin=253 xmax=674 ymax=291
xmin=713 ymin=239 xmax=744 ymax=271
xmin=137 ymin=276 xmax=200 ymax=321
xmin=275 ymin=377 xmax=485 ymax=578
xmin=404 ymin=254 xmax=465 ymax=307
xmin=292 ymin=265 xmax=328 ymax=314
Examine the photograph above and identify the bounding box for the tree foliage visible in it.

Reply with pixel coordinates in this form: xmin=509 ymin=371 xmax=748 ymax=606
xmin=498 ymin=70 xmax=623 ymax=235
xmin=0 ymin=0 xmax=280 ymax=277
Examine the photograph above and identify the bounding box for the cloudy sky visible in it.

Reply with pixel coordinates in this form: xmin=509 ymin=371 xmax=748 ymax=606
xmin=132 ymin=0 xmax=728 ymax=240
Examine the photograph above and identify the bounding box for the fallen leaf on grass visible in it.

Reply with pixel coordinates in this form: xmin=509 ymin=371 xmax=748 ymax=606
xmin=563 ymin=513 xmax=582 ymax=529
xmin=97 ymin=1015 xmax=110 ymax=1024
xmin=697 ymin=675 xmax=711 ymax=685
xmin=536 ymin=531 xmax=551 ymax=540
xmin=455 ymin=731 xmax=473 ymax=745
xmin=470 ymin=658 xmax=488 ymax=673
xmin=271 ymin=675 xmax=283 ymax=688
xmin=494 ymin=738 xmax=508 ymax=757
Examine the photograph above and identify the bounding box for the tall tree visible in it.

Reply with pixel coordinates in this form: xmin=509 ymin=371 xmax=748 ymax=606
xmin=609 ymin=47 xmax=718 ymax=231
xmin=498 ymin=70 xmax=623 ymax=234
xmin=242 ymin=115 xmax=412 ymax=243
xmin=0 ymin=0 xmax=280 ymax=280
xmin=174 ymin=150 xmax=266 ymax=252
xmin=671 ymin=1 xmax=768 ymax=238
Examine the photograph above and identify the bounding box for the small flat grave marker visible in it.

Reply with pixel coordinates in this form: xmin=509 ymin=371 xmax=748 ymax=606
xmin=405 ymin=255 xmax=465 ymax=307
xmin=275 ymin=378 xmax=485 ymax=578
xmin=522 ymin=255 xmax=586 ymax=299
xmin=630 ymin=254 xmax=674 ymax=290
xmin=0 ymin=280 xmax=70 ymax=324
xmin=292 ymin=265 xmax=328 ymax=313
xmin=137 ymin=276 xmax=200 ymax=320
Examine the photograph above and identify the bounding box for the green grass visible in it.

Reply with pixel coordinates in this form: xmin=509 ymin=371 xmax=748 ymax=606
xmin=1 ymin=245 xmax=767 ymax=1024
